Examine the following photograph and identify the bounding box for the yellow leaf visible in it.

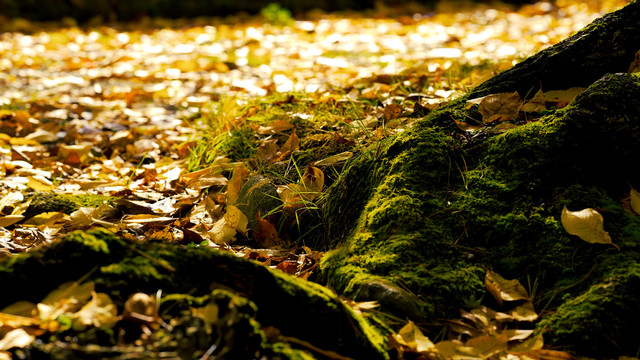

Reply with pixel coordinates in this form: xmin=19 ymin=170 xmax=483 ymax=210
xmin=485 ymin=270 xmax=529 ymax=305
xmin=209 ymin=217 xmax=236 ymax=245
xmin=26 ymin=176 xmax=54 ymax=191
xmin=509 ymin=301 xmax=538 ymax=322
xmin=540 ymin=87 xmax=585 ymax=108
xmin=313 ymin=151 xmax=353 ymax=167
xmin=630 ymin=186 xmax=640 ymax=215
xmin=465 ymin=333 xmax=508 ymax=357
xmin=23 ymin=212 xmax=70 ymax=226
xmin=256 ymin=120 xmax=294 ymax=135
xmin=226 ymin=165 xmax=250 ymax=205
xmin=71 ymin=291 xmax=118 ymax=330
xmin=0 ymin=215 xmax=24 ymax=228
xmin=394 ymin=321 xmax=435 ymax=353
xmin=509 ymin=333 xmax=544 ymax=352
xmin=478 ymin=92 xmax=522 ymax=123
xmin=301 ymin=165 xmax=324 ymax=194
xmin=561 ymin=206 xmax=619 ymax=250
xmin=191 ymin=303 xmax=219 ymax=324
xmin=39 ymin=281 xmax=94 ymax=321
xmin=224 ymin=205 xmax=248 ymax=233
xmin=0 ymin=329 xmax=35 ymax=351
xmin=0 ymin=312 xmax=40 ymax=329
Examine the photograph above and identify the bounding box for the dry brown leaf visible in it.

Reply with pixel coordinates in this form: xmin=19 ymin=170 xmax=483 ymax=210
xmin=256 ymin=139 xmax=280 ymax=162
xmin=279 ymin=128 xmax=300 ymax=154
xmin=255 ymin=212 xmax=282 ymax=248
xmin=478 ymin=92 xmax=522 ymax=123
xmin=384 ymin=102 xmax=403 ymax=120
xmin=561 ymin=206 xmax=619 ymax=250
xmin=485 ymin=270 xmax=529 ymax=305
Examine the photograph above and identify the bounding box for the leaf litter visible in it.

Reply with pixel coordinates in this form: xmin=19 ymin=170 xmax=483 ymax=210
xmin=0 ymin=0 xmax=632 ymax=358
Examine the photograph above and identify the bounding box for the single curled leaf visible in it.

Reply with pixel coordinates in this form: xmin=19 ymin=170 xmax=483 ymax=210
xmin=561 ymin=206 xmax=619 ymax=250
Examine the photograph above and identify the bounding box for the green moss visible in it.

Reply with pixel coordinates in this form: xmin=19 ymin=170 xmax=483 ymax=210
xmin=23 ymin=192 xmax=117 ymax=219
xmin=538 ymin=261 xmax=640 ymax=356
xmin=0 ymin=228 xmax=389 ymax=359
xmin=320 ymin=71 xmax=640 ymax=357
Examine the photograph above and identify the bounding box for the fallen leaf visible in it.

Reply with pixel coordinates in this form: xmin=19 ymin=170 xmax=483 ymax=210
xmin=629 ymin=49 xmax=640 ymax=73
xmin=478 ymin=92 xmax=522 ymax=123
xmin=485 ymin=270 xmax=529 ymax=305
xmin=511 ymin=348 xmax=576 ymax=360
xmin=561 ymin=206 xmax=619 ymax=250
xmin=255 ymin=212 xmax=282 ymax=248
xmin=630 ymin=186 xmax=640 ymax=215
xmin=541 ymin=87 xmax=585 ymax=108
xmin=226 ymin=164 xmax=250 ymax=204
xmin=23 ymin=212 xmax=70 ymax=227
xmin=26 ymin=176 xmax=54 ymax=191
xmin=0 ymin=215 xmax=24 ymax=228
xmin=38 ymin=281 xmax=95 ymax=322
xmin=122 ymin=293 xmax=158 ymax=324
xmin=208 ymin=217 xmax=236 ymax=245
xmin=453 ymin=118 xmax=482 ymax=132
xmin=509 ymin=333 xmax=544 ymax=352
xmin=71 ymin=291 xmax=118 ymax=330
xmin=384 ymin=102 xmax=403 ymax=120
xmin=394 ymin=321 xmax=436 ymax=353
xmin=301 ymin=165 xmax=324 ymax=194
xmin=0 ymin=329 xmax=35 ymax=351
xmin=224 ymin=205 xmax=249 ymax=234
xmin=256 ymin=120 xmax=294 ymax=135
xmin=313 ymin=151 xmax=353 ymax=167
xmin=279 ymin=128 xmax=300 ymax=154
xmin=256 ymin=139 xmax=279 ymax=162
xmin=509 ymin=301 xmax=538 ymax=322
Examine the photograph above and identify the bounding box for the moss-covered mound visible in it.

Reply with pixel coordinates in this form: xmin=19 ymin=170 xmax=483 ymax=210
xmin=0 ymin=228 xmax=389 ymax=359
xmin=320 ymin=2 xmax=640 ymax=357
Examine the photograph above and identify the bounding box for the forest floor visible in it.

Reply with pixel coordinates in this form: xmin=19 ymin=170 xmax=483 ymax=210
xmin=0 ymin=0 xmax=632 ymax=358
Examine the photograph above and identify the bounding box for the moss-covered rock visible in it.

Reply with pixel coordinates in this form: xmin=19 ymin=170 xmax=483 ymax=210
xmin=320 ymin=3 xmax=640 ymax=356
xmin=22 ymin=192 xmax=117 ymax=220
xmin=0 ymin=228 xmax=389 ymax=359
